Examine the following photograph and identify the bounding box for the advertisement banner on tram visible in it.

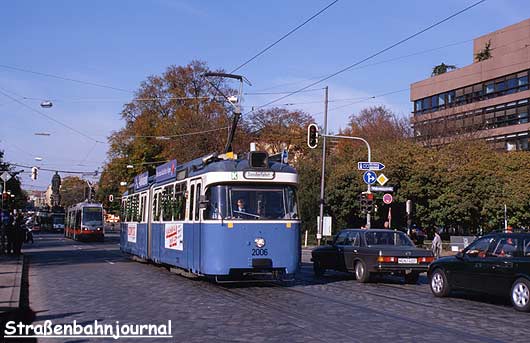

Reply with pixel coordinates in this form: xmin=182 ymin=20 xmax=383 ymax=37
xmin=164 ymin=223 xmax=183 ymax=251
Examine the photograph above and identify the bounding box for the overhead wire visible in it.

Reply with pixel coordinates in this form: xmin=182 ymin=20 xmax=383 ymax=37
xmin=10 ymin=162 xmax=99 ymax=175
xmin=0 ymin=64 xmax=132 ymax=93
xmin=130 ymin=126 xmax=230 ymax=139
xmin=231 ymin=0 xmax=339 ymax=73
xmin=0 ymin=87 xmax=104 ymax=144
xmin=246 ymin=0 xmax=487 ymax=114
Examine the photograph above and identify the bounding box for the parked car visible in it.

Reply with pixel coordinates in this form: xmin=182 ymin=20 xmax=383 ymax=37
xmin=311 ymin=229 xmax=434 ymax=284
xmin=428 ymin=232 xmax=530 ymax=312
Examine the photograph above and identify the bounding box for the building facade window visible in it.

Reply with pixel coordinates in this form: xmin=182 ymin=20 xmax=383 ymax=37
xmin=413 ymin=70 xmax=530 ymax=115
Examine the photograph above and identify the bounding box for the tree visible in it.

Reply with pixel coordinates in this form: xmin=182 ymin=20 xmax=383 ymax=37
xmin=99 ymin=61 xmax=245 ymax=205
xmin=98 ymin=61 xmax=314 ymax=218
xmin=475 ymin=40 xmax=492 ymax=62
xmin=247 ymin=107 xmax=314 ymax=154
xmin=0 ymin=151 xmax=27 ymax=210
xmin=61 ymin=177 xmax=89 ymax=208
xmin=431 ymin=63 xmax=457 ymax=77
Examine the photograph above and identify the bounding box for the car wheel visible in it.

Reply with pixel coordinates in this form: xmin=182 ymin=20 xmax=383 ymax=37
xmin=355 ymin=260 xmax=370 ymax=283
xmin=405 ymin=272 xmax=420 ymax=284
xmin=313 ymin=261 xmax=325 ymax=277
xmin=511 ymin=278 xmax=530 ymax=312
xmin=430 ymin=268 xmax=450 ymax=297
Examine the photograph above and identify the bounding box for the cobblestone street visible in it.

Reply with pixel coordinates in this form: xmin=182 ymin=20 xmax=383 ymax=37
xmin=20 ymin=234 xmax=530 ymax=343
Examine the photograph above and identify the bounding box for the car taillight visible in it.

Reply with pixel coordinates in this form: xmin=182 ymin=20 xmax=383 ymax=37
xmin=419 ymin=257 xmax=434 ymax=263
xmin=377 ymin=256 xmax=397 ymax=263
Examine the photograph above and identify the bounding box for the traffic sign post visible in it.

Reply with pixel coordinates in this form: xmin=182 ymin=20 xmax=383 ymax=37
xmin=377 ymin=173 xmax=389 ymax=186
xmin=1 ymin=172 xmax=11 ymax=211
xmin=320 ymin=133 xmax=373 ymax=228
xmin=357 ymin=162 xmax=385 ymax=171
xmin=363 ymin=171 xmax=377 ymax=185
xmin=371 ymin=186 xmax=394 ymax=192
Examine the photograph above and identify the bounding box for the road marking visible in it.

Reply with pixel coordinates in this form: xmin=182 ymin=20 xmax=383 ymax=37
xmin=105 ymin=260 xmax=115 ymax=265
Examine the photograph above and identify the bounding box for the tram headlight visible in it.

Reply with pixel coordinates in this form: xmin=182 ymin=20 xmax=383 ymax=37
xmin=254 ymin=237 xmax=266 ymax=248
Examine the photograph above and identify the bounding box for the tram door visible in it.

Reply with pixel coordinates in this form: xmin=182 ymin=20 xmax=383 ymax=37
xmin=189 ymin=179 xmax=202 ymax=273
xmin=142 ymin=192 xmax=151 ymax=259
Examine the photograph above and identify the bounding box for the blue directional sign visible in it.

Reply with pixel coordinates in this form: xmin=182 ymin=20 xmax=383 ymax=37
xmin=357 ymin=162 xmax=385 ymax=171
xmin=363 ymin=171 xmax=377 ymax=185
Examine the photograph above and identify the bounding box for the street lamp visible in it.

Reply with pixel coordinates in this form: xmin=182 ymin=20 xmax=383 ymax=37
xmin=34 ymin=157 xmax=43 ymax=161
xmin=40 ymin=100 xmax=53 ymax=108
xmin=34 ymin=132 xmax=51 ymax=136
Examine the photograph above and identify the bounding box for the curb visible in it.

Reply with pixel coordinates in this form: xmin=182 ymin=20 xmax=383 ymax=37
xmin=11 ymin=256 xmax=23 ymax=308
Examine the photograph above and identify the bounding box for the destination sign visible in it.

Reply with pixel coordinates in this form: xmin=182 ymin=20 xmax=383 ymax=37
xmin=243 ymin=171 xmax=275 ymax=180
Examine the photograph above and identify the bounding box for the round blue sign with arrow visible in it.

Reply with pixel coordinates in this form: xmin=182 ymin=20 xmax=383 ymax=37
xmin=363 ymin=171 xmax=377 ymax=185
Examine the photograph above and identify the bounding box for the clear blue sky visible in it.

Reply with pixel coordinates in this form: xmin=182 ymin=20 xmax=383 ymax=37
xmin=1 ymin=0 xmax=529 ymax=190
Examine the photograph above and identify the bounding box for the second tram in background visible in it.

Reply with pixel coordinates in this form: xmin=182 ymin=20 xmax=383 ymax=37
xmin=65 ymin=202 xmax=105 ymax=242
xmin=120 ymin=150 xmax=301 ymax=281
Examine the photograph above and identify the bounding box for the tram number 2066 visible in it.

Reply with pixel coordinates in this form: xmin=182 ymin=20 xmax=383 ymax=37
xmin=251 ymin=248 xmax=268 ymax=256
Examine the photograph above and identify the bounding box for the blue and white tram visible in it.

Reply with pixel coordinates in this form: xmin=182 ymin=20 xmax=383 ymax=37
xmin=120 ymin=152 xmax=300 ymax=280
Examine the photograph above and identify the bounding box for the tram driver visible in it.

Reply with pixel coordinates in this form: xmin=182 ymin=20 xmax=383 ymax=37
xmin=236 ymin=199 xmax=247 ymax=213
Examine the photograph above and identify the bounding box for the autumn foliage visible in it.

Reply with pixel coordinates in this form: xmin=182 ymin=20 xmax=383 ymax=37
xmin=98 ymin=61 xmax=530 ymax=236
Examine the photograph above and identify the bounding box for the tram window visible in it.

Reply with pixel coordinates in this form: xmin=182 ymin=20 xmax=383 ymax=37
xmin=152 ymin=193 xmax=158 ymax=222
xmin=162 ymin=185 xmax=174 ymax=222
xmin=126 ymin=197 xmax=132 ymax=222
xmin=75 ymin=210 xmax=81 ymax=229
xmin=120 ymin=200 xmax=126 ymax=221
xmin=284 ymin=187 xmax=298 ymax=219
xmin=204 ymin=185 xmax=228 ymax=220
xmin=132 ymin=195 xmax=140 ymax=222
xmin=153 ymin=192 xmax=162 ymax=222
xmin=195 ymin=184 xmax=201 ymax=221
xmin=140 ymin=195 xmax=146 ymax=222
xmin=204 ymin=185 xmax=299 ymax=221
xmin=189 ymin=185 xmax=195 ymax=221
xmin=173 ymin=183 xmax=186 ymax=221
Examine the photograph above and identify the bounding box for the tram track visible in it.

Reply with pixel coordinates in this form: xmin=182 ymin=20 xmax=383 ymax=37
xmin=258 ymin=280 xmax=510 ymax=343
xmin=294 ymin=267 xmax=526 ymax=329
xmin=36 ymin=236 xmax=526 ymax=341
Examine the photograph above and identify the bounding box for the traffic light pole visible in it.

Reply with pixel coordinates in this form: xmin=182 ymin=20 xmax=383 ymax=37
xmin=321 ymin=134 xmax=372 ymax=228
xmin=317 ymin=87 xmax=328 ymax=246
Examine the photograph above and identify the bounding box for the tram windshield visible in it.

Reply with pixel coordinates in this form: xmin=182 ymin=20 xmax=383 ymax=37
xmin=82 ymin=207 xmax=103 ymax=226
xmin=205 ymin=185 xmax=298 ymax=220
xmin=52 ymin=214 xmax=65 ymax=225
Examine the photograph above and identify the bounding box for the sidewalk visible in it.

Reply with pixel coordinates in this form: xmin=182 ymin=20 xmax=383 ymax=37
xmin=0 ymin=255 xmax=23 ymax=314
xmin=1 ymin=254 xmax=36 ymax=342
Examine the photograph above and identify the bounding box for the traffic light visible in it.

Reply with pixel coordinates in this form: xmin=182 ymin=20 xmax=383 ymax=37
xmin=359 ymin=193 xmax=368 ymax=213
xmin=31 ymin=167 xmax=38 ymax=180
xmin=359 ymin=192 xmax=374 ymax=213
xmin=366 ymin=192 xmax=374 ymax=213
xmin=307 ymin=124 xmax=319 ymax=149
xmin=109 ymin=194 xmax=114 ymax=202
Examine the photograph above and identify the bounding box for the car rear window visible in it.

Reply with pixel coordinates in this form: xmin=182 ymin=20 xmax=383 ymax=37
xmin=364 ymin=231 xmax=413 ymax=246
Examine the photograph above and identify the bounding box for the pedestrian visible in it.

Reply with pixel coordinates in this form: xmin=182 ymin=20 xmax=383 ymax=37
xmin=26 ymin=227 xmax=34 ymax=244
xmin=13 ymin=211 xmax=25 ymax=255
xmin=6 ymin=212 xmax=15 ymax=254
xmin=431 ymin=228 xmax=442 ymax=259
xmin=384 ymin=221 xmax=389 ymax=229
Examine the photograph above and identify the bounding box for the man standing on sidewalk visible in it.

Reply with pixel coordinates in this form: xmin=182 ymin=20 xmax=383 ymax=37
xmin=431 ymin=228 xmax=442 ymax=259
xmin=13 ymin=211 xmax=25 ymax=255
